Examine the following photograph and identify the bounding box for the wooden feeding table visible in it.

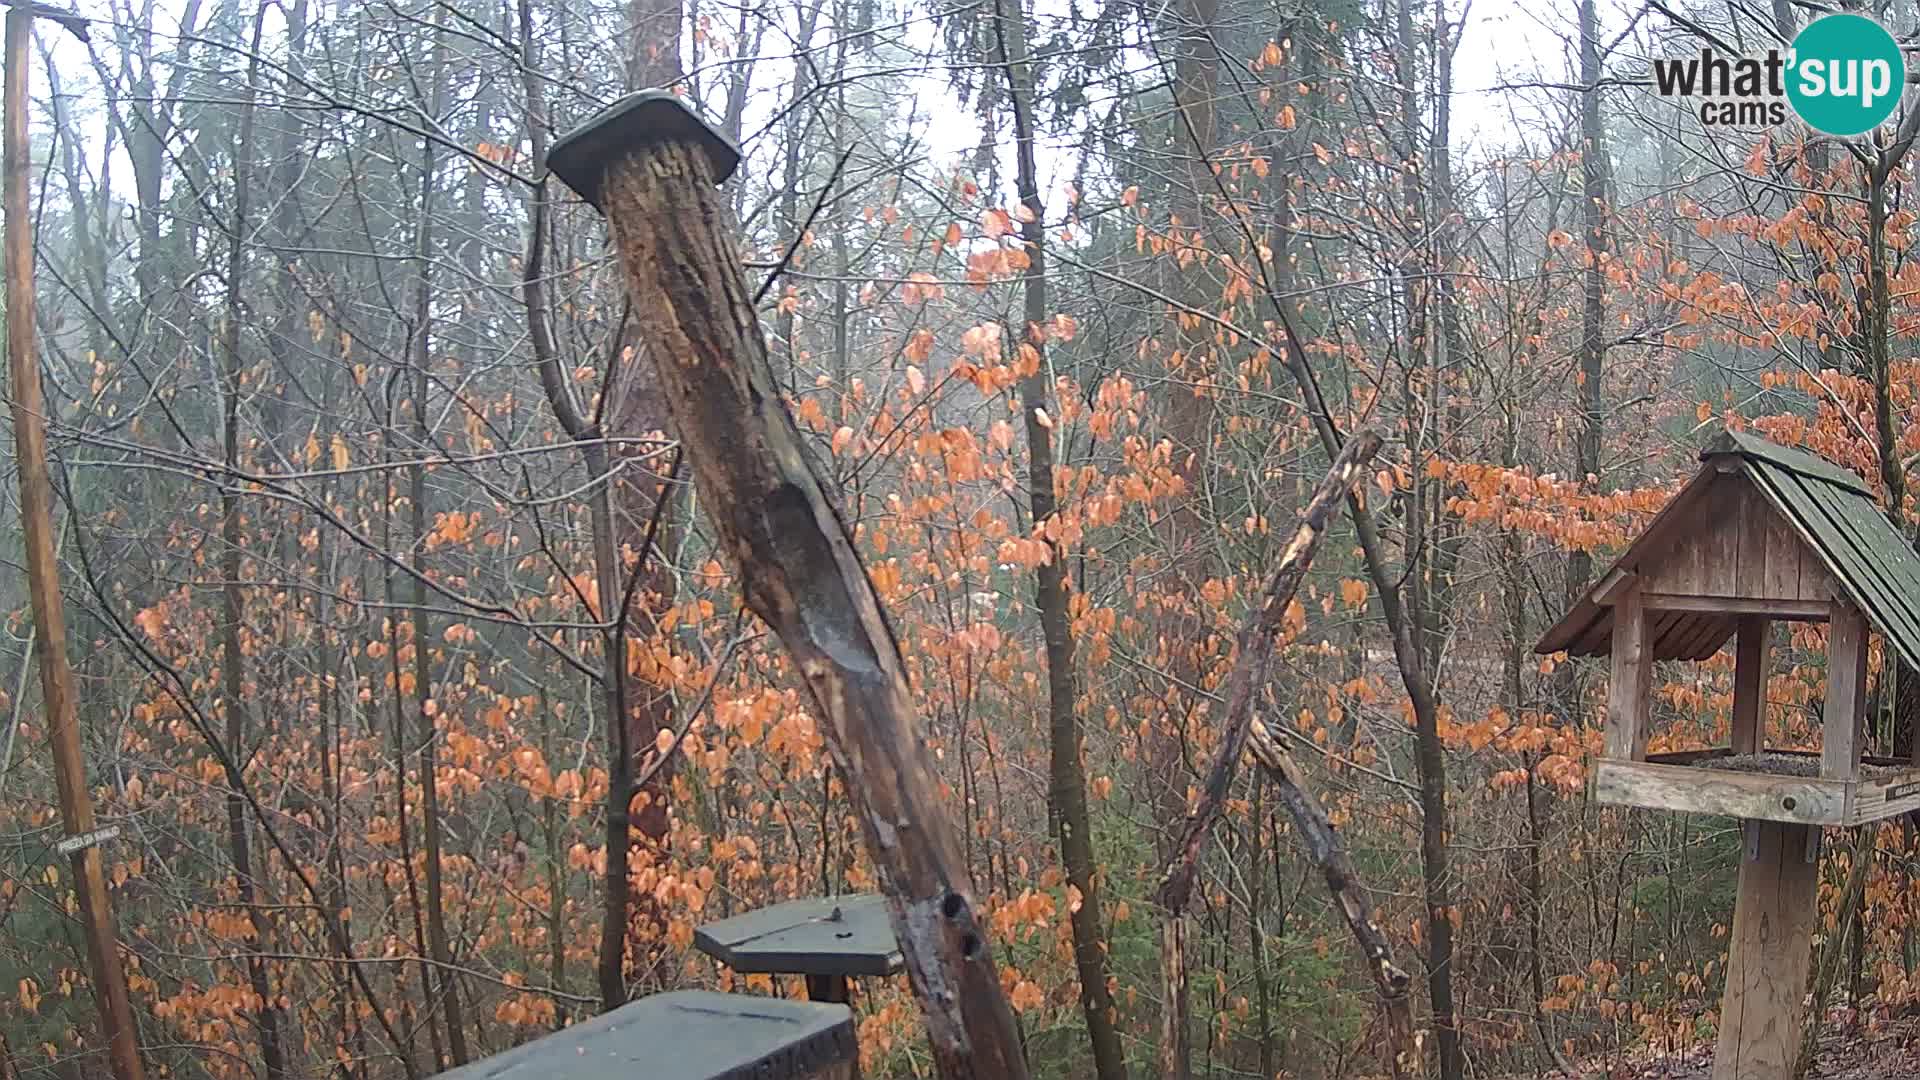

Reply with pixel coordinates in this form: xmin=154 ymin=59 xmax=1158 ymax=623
xmin=434 ymin=990 xmax=855 ymax=1080
xmin=1537 ymin=429 xmax=1920 ymax=1080
xmin=695 ymin=893 xmax=903 ymax=1004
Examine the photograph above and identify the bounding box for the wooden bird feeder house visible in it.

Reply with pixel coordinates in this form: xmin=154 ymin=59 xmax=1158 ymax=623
xmin=1538 ymin=429 xmax=1920 ymax=1080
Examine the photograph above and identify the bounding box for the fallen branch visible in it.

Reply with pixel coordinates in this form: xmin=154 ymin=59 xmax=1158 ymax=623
xmin=1246 ymin=713 xmax=1416 ymax=1061
xmin=1148 ymin=429 xmax=1414 ymax=1075
xmin=1151 ymin=428 xmax=1384 ymax=915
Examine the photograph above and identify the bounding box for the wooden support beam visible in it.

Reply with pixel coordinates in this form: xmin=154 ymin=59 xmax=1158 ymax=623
xmin=1606 ymin=587 xmax=1653 ymax=760
xmin=1731 ymin=617 xmax=1769 ymax=755
xmin=1711 ymin=821 xmax=1819 ymax=1080
xmin=1592 ymin=760 xmax=1845 ymax=825
xmin=1638 ymin=595 xmax=1830 ymax=619
xmin=1823 ymin=603 xmax=1869 ymax=782
xmin=1592 ymin=566 xmax=1634 ymax=606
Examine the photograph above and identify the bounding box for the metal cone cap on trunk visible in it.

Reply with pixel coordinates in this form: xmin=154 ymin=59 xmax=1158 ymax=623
xmin=546 ymin=89 xmax=740 ymax=208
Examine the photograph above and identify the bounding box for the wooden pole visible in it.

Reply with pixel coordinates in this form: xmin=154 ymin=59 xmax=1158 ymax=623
xmin=1731 ymin=617 xmax=1768 ymax=755
xmin=1712 ymin=820 xmax=1818 ymax=1080
xmin=546 ymin=93 xmax=1028 ymax=1079
xmin=3 ymin=11 xmax=144 ymax=1080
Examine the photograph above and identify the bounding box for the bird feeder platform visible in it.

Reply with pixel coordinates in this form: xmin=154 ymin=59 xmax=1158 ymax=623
xmin=695 ymin=893 xmax=903 ymax=1003
xmin=1538 ymin=429 xmax=1920 ymax=1080
xmin=433 ymin=990 xmax=855 ymax=1080
xmin=1597 ymin=746 xmax=1920 ymax=826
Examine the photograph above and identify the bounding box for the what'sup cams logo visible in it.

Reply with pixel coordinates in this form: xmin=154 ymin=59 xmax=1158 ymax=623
xmin=1652 ymin=13 xmax=1908 ymax=136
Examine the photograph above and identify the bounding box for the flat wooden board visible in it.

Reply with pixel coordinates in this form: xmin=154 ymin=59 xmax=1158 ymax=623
xmin=433 ymin=990 xmax=854 ymax=1080
xmin=1593 ymin=760 xmax=1848 ymax=825
xmin=1638 ymin=474 xmax=1837 ymax=605
xmin=695 ymin=894 xmax=903 ymax=978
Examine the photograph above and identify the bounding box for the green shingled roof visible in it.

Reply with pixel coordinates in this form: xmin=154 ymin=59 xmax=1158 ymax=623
xmin=1717 ymin=430 xmax=1920 ymax=673
xmin=1536 ymin=429 xmax=1920 ymax=672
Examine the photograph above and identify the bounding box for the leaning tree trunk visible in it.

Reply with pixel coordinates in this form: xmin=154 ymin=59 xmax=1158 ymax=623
xmin=548 ymin=100 xmax=1028 ymax=1078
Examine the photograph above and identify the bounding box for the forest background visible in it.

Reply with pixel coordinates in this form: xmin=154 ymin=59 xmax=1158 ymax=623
xmin=0 ymin=0 xmax=1912 ymax=1077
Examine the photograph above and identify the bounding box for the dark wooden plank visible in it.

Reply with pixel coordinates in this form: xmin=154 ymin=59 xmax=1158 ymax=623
xmin=1799 ymin=472 xmax=1920 ymax=668
xmin=1646 ymin=747 xmax=1737 ymax=765
xmin=1761 ymin=497 xmax=1803 ymax=601
xmin=1747 ymin=467 xmax=1914 ymax=659
xmin=1734 ymin=477 xmax=1769 ymax=599
xmin=1569 ymin=608 xmax=1613 ymax=656
xmin=1645 ymin=609 xmax=1689 ymax=661
xmin=1824 ymin=602 xmax=1869 ymax=781
xmin=1741 ymin=747 xmax=1907 ymax=767
xmin=1820 ymin=487 xmax=1920 ymax=671
xmin=1732 ymin=616 xmax=1769 ymax=754
xmin=433 ymin=990 xmax=856 ymax=1080
xmin=1794 ymin=526 xmax=1839 ymax=602
xmin=1639 ymin=595 xmax=1828 ymax=619
xmin=1664 ymin=612 xmax=1712 ymax=660
xmin=695 ymin=894 xmax=903 ymax=978
xmin=1702 ymin=479 xmax=1741 ymax=597
xmin=1671 ymin=611 xmax=1734 ymax=661
xmin=1536 ymin=467 xmax=1721 ymax=655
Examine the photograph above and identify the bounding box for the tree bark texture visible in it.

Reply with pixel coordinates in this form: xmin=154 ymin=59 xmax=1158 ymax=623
xmin=587 ymin=139 xmax=1029 ymax=1079
xmin=4 ymin=12 xmax=146 ymax=1080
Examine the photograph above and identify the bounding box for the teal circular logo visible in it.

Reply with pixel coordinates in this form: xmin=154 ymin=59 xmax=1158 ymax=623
xmin=1787 ymin=14 xmax=1905 ymax=136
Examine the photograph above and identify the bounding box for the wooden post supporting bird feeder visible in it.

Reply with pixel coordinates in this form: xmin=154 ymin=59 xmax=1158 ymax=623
xmin=544 ymin=92 xmax=1027 ymax=1078
xmin=1538 ymin=430 xmax=1920 ymax=1080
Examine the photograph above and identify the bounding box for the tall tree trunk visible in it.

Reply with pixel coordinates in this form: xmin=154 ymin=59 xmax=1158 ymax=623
xmin=993 ymin=2 xmax=1127 ymax=1076
xmin=771 ymin=0 xmax=826 ymax=389
xmin=1394 ymin=1 xmax=1462 ymax=1075
xmin=216 ymin=13 xmax=285 ymax=1076
xmin=1158 ymin=2 xmax=1220 ymax=1071
xmin=378 ymin=439 xmax=429 ymax=1075
xmin=616 ymin=0 xmax=690 ymax=998
xmin=408 ymin=14 xmax=467 ymax=1064
xmin=1566 ymin=0 xmax=1608 ymax=604
xmin=520 ymin=0 xmax=677 ymax=1006
xmin=575 ymin=122 xmax=1031 ymax=1077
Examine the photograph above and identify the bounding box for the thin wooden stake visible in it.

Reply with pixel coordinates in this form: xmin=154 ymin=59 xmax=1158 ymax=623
xmin=3 ymin=11 xmax=144 ymax=1080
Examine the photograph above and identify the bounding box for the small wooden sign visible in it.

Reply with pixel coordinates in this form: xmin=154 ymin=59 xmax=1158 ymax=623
xmin=55 ymin=826 xmax=119 ymax=855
